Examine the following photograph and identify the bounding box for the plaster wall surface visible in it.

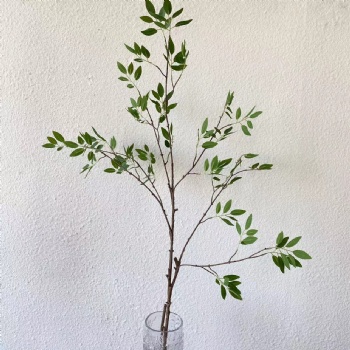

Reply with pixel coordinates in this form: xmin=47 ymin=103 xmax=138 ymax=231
xmin=2 ymin=0 xmax=350 ymax=349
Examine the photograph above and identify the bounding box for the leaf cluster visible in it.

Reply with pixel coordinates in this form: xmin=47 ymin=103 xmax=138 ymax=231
xmin=216 ymin=274 xmax=242 ymax=301
xmin=272 ymin=232 xmax=311 ymax=273
xmin=140 ymin=0 xmax=192 ymax=37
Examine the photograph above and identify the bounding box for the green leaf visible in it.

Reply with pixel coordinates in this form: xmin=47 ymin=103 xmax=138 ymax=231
xmin=70 ymin=148 xmax=85 ymax=157
xmin=225 ymin=91 xmax=233 ymax=106
xmin=134 ymin=66 xmax=142 ymax=80
xmin=42 ymin=143 xmax=55 ymax=148
xmin=219 ymin=158 xmax=232 ymax=167
xmin=230 ymin=209 xmax=246 ymax=216
xmin=141 ymin=46 xmax=150 ymax=58
xmin=168 ymin=103 xmax=177 ymax=110
xmin=241 ymin=125 xmax=251 ymax=136
xmin=82 ymin=132 xmax=92 ymax=145
xmin=287 ymin=254 xmax=297 ymax=267
xmin=92 ymin=127 xmax=106 ymax=141
xmin=278 ymin=256 xmax=285 ymax=273
xmin=229 ymin=289 xmax=242 ymax=300
xmin=277 ymin=236 xmax=289 ymax=248
xmin=293 ymin=250 xmax=312 ymax=260
xmin=247 ymin=120 xmax=253 ymax=129
xmin=145 ymin=0 xmax=155 ymax=14
xmin=236 ymin=222 xmax=242 ymax=235
xmin=241 ymin=236 xmax=258 ymax=245
xmin=245 ymin=214 xmax=252 ymax=230
xmin=140 ymin=16 xmax=153 ymax=23
xmin=244 ymin=153 xmax=258 ymax=159
xmin=294 ymin=258 xmax=303 ymax=268
xmin=259 ymin=164 xmax=273 ymax=170
xmin=77 ymin=136 xmax=84 ymax=144
xmin=110 ymin=136 xmax=117 ymax=150
xmin=174 ymin=51 xmax=185 ymax=63
xmin=157 ymin=83 xmax=164 ymax=97
xmin=104 ymin=168 xmax=116 ymax=173
xmin=172 ymin=8 xmax=183 ymax=18
xmin=161 ymin=127 xmax=170 ymax=140
xmin=221 ymin=218 xmax=234 ymax=226
xmin=201 ymin=118 xmax=208 ymax=134
xmin=211 ymin=156 xmax=218 ymax=171
xmin=127 ymin=84 xmax=134 ymax=89
xmin=223 ymin=200 xmax=232 ymax=213
xmin=125 ymin=44 xmax=136 ymax=54
xmin=53 ymin=131 xmax=65 ymax=142
xmin=47 ymin=137 xmax=57 ymax=144
xmin=229 ymin=177 xmax=242 ymax=185
xmin=168 ymin=36 xmax=175 ymax=54
xmin=250 ymin=111 xmax=262 ymax=118
xmin=246 ymin=229 xmax=258 ymax=236
xmin=221 ymin=285 xmax=227 ymax=300
xmin=236 ymin=107 xmax=241 ymax=120
xmin=216 ymin=202 xmax=221 ymax=214
xmin=88 ymin=151 xmax=94 ymax=161
xmin=276 ymin=231 xmax=284 ymax=245
xmin=166 ymin=91 xmax=174 ymax=102
xmin=204 ymin=159 xmax=209 ymax=171
xmin=171 ymin=64 xmax=186 ymax=71
xmin=281 ymin=253 xmax=290 ymax=270
xmin=128 ymin=62 xmax=134 ymax=74
xmin=117 ymin=62 xmax=127 ymax=74
xmin=142 ymin=28 xmax=157 ymax=36
xmin=272 ymin=255 xmax=280 ymax=268
xmin=175 ymin=19 xmax=193 ymax=27
xmin=224 ymin=275 xmax=240 ymax=281
xmin=286 ymin=236 xmax=302 ymax=248
xmin=64 ymin=141 xmax=78 ymax=148
xmin=163 ymin=0 xmax=172 ymax=14
xmin=202 ymin=141 xmax=217 ymax=149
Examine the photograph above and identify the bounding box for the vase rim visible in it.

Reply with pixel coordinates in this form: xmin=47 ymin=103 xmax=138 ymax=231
xmin=145 ymin=311 xmax=183 ymax=333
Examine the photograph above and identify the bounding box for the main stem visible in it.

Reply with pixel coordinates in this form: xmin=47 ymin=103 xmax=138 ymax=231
xmin=160 ymin=29 xmax=176 ymax=349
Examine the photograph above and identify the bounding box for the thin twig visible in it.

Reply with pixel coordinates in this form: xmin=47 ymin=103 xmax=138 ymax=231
xmin=181 ymin=247 xmax=275 ymax=268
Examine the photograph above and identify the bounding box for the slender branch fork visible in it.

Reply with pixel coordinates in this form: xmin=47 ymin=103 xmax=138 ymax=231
xmin=95 ymin=148 xmax=171 ymax=230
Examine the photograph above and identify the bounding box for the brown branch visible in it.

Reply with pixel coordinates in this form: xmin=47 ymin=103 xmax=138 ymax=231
xmin=181 ymin=247 xmax=275 ymax=268
xmin=146 ymin=60 xmax=166 ymax=77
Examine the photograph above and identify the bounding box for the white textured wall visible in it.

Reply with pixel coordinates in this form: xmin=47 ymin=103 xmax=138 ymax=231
xmin=2 ymin=0 xmax=350 ymax=349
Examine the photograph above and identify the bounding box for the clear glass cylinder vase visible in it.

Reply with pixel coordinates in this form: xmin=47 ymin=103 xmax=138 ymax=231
xmin=143 ymin=311 xmax=184 ymax=350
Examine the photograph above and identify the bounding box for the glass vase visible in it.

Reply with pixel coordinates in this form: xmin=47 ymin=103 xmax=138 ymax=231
xmin=143 ymin=311 xmax=184 ymax=350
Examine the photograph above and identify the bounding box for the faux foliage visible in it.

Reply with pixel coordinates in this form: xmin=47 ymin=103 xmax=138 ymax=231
xmin=42 ymin=0 xmax=311 ymax=346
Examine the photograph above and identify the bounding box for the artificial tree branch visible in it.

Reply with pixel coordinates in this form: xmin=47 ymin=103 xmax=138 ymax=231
xmin=171 ymin=160 xmax=259 ymax=289
xmin=42 ymin=2 xmax=312 ymax=345
xmin=175 ymin=104 xmax=227 ymax=188
xmin=97 ymin=148 xmax=171 ymax=230
xmin=181 ymin=247 xmax=275 ymax=268
xmin=132 ymin=78 xmax=172 ymax=186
